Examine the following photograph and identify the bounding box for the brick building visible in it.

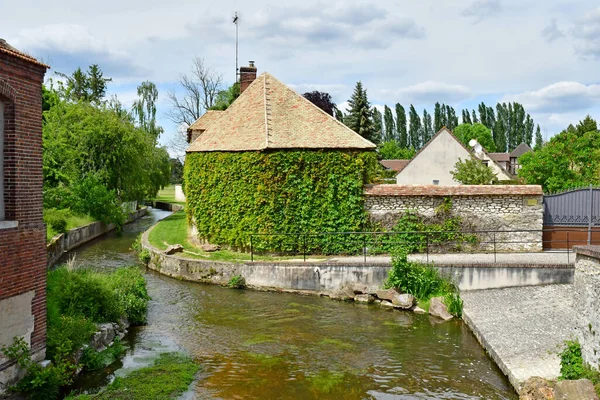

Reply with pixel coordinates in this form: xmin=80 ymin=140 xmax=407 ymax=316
xmin=0 ymin=39 xmax=49 ymax=392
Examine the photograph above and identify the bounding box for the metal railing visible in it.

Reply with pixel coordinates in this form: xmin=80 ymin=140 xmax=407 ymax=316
xmin=248 ymin=228 xmax=600 ymax=263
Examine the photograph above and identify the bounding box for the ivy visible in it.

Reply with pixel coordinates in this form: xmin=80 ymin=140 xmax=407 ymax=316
xmin=184 ymin=150 xmax=379 ymax=252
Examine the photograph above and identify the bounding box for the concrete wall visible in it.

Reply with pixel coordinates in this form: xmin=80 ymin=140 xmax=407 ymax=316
xmin=396 ymin=128 xmax=470 ymax=186
xmin=365 ymin=185 xmax=544 ymax=251
xmin=47 ymin=208 xmax=148 ymax=268
xmin=174 ymin=185 xmax=186 ymax=202
xmin=574 ymin=246 xmax=600 ymax=369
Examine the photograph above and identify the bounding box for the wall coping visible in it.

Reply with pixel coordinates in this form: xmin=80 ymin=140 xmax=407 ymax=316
xmin=573 ymin=245 xmax=600 ymax=260
xmin=364 ymin=184 xmax=543 ymax=197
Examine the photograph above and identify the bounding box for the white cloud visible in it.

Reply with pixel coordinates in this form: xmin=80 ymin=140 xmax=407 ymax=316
xmin=461 ymin=0 xmax=502 ymax=23
xmin=542 ymin=19 xmax=565 ymax=42
xmin=380 ymin=81 xmax=472 ymax=104
xmin=502 ymin=81 xmax=600 ymax=113
xmin=572 ymin=7 xmax=600 ymax=59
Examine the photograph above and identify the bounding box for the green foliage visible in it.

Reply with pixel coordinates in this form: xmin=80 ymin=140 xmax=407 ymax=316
xmin=451 ymin=157 xmax=499 ymax=185
xmin=558 ymin=340 xmax=600 ymax=394
xmin=228 ymin=275 xmax=247 ymax=289
xmin=72 ymin=174 xmax=126 ymax=226
xmin=44 ymin=208 xmax=68 ymax=233
xmin=1 ymin=337 xmax=77 ymax=400
xmin=345 ymin=82 xmax=377 ymax=143
xmin=184 ymin=150 xmax=379 ymax=252
xmin=81 ymin=337 xmax=125 ymax=371
xmin=519 ymin=117 xmax=600 ymax=192
xmin=408 ymin=105 xmax=421 ymax=149
xmin=69 ymin=353 xmax=200 ymax=400
xmin=139 ymin=249 xmax=151 ymax=265
xmin=210 ymin=82 xmax=240 ymax=111
xmin=454 ymin=123 xmax=496 ymax=152
xmin=395 ymin=103 xmax=408 ymax=147
xmin=377 ymin=140 xmax=416 ymax=160
xmin=383 ymin=105 xmax=395 ymax=142
xmin=105 ymin=267 xmax=150 ymax=325
xmin=384 ymin=251 xmax=462 ymax=317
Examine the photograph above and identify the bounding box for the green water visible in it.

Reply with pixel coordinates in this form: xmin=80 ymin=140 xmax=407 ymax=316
xmin=67 ymin=209 xmax=517 ymax=399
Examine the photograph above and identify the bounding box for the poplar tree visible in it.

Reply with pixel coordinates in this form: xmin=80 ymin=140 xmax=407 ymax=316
xmin=434 ymin=102 xmax=443 ymax=132
xmin=408 ymin=105 xmax=422 ymax=149
xmin=462 ymin=109 xmax=472 ymax=124
xmin=472 ymin=109 xmax=479 ymax=124
xmin=383 ymin=105 xmax=395 ymax=142
xmin=372 ymin=107 xmax=383 ymax=143
xmin=534 ymin=125 xmax=543 ymax=150
xmin=345 ymin=81 xmax=377 ymax=143
xmin=395 ymin=103 xmax=408 ymax=147
xmin=423 ymin=109 xmax=434 ymax=144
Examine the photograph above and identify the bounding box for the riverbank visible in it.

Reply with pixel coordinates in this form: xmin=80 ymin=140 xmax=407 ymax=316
xmin=47 ymin=207 xmax=148 ymax=268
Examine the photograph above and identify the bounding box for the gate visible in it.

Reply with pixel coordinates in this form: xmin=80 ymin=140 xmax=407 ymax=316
xmin=543 ymin=185 xmax=600 ymax=249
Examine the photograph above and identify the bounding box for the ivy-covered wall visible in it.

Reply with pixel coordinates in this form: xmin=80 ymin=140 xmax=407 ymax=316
xmin=184 ymin=150 xmax=379 ymax=251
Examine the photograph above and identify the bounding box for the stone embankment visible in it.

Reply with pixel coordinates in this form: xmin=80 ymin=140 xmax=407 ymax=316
xmin=47 ymin=208 xmax=148 ymax=267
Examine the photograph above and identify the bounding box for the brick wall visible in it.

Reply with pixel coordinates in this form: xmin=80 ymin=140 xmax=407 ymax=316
xmin=0 ymin=47 xmax=48 ymax=390
xmin=364 ymin=185 xmax=544 ymax=251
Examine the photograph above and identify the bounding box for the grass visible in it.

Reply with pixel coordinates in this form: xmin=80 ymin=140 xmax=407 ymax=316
xmin=150 ymin=185 xmax=186 ymax=206
xmin=46 ymin=212 xmax=96 ymax=241
xmin=68 ymin=353 xmax=199 ymax=399
xmin=148 ymin=211 xmax=326 ymax=263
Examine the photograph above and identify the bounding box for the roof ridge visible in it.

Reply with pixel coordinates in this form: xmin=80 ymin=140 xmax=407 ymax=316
xmin=263 ymin=73 xmax=271 ymax=147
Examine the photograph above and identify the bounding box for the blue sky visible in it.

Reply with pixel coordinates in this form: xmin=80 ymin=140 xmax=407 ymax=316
xmin=4 ymin=0 xmax=600 ymax=156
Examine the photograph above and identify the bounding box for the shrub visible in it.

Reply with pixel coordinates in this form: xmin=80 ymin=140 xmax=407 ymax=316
xmin=105 ymin=267 xmax=150 ymax=325
xmin=44 ymin=209 xmax=69 ymax=234
xmin=558 ymin=340 xmax=600 ymax=395
xmin=228 ymin=275 xmax=246 ymax=289
xmin=138 ymin=249 xmax=151 ymax=265
xmin=81 ymin=337 xmax=125 ymax=371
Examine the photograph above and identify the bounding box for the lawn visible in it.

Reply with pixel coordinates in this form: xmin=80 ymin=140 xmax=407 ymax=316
xmin=46 ymin=212 xmax=96 ymax=241
xmin=151 ymin=185 xmax=186 ymax=206
xmin=147 ymin=211 xmax=321 ymax=263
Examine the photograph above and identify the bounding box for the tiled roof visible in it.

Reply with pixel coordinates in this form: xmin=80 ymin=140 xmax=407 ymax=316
xmin=0 ymin=39 xmax=49 ymax=68
xmin=380 ymin=160 xmax=410 ymax=172
xmin=488 ymin=153 xmax=510 ymax=162
xmin=364 ymin=184 xmax=543 ymax=196
xmin=188 ymin=110 xmax=224 ymax=132
xmin=510 ymin=143 xmax=533 ymax=158
xmin=187 ymin=72 xmax=376 ymax=152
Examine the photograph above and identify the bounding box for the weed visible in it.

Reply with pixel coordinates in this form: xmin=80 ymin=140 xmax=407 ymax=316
xmin=228 ymin=275 xmax=246 ymax=289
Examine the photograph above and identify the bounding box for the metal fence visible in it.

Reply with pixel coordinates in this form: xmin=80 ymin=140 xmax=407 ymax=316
xmin=249 ymin=228 xmax=600 ymax=263
xmin=544 ymin=185 xmax=600 ymax=227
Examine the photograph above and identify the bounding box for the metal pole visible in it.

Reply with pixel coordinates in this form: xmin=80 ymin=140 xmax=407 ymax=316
xmin=493 ymin=232 xmax=497 ymax=263
xmin=567 ymin=231 xmax=570 ymax=264
xmin=250 ymin=234 xmax=253 ymax=262
xmin=234 ymin=12 xmax=239 ymax=83
xmin=588 ymin=184 xmax=593 ymax=245
xmin=426 ymin=232 xmax=429 ymax=263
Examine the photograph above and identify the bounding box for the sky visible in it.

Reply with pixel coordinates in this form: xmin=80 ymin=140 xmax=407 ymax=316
xmin=3 ymin=0 xmax=600 ymax=156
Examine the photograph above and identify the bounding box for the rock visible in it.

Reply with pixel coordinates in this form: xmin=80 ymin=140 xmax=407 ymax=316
xmin=554 ymin=379 xmax=598 ymax=400
xmin=91 ymin=323 xmax=116 ymax=350
xmin=351 ymin=284 xmax=369 ymax=295
xmin=380 ymin=300 xmax=395 ymax=308
xmin=375 ymin=288 xmax=400 ymax=301
xmin=330 ymin=285 xmax=355 ymax=301
xmin=519 ymin=376 xmax=555 ymax=400
xmin=355 ymin=294 xmax=375 ymax=303
xmin=412 ymin=306 xmax=427 ymax=314
xmin=200 ymin=244 xmax=220 ymax=252
xmin=164 ymin=244 xmax=184 ymax=255
xmin=429 ymin=297 xmax=453 ymax=321
xmin=392 ymin=293 xmax=416 ymax=309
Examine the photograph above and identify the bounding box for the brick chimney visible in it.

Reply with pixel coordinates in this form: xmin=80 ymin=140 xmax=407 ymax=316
xmin=240 ymin=61 xmax=257 ymax=93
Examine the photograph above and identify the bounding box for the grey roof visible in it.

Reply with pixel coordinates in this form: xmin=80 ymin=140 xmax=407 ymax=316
xmin=510 ymin=143 xmax=533 ymax=158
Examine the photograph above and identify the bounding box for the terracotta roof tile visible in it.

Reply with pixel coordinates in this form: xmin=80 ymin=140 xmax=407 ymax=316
xmin=380 ymin=160 xmax=410 ymax=172
xmin=0 ymin=39 xmax=49 ymax=68
xmin=188 ymin=110 xmax=224 ymax=132
xmin=187 ymin=73 xmax=376 ymax=152
xmin=364 ymin=184 xmax=543 ymax=196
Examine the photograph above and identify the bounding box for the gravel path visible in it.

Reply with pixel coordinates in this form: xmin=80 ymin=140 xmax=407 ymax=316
xmin=462 ymin=284 xmax=577 ymax=391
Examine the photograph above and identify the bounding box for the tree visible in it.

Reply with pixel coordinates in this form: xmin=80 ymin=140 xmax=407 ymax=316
xmin=211 ymin=82 xmax=240 ymax=111
xmin=132 ymin=81 xmax=163 ymax=140
xmin=451 ymin=157 xmax=498 ymax=185
xmin=534 ymin=125 xmax=543 ymax=150
xmin=472 ymin=109 xmax=479 ymax=124
xmin=434 ymin=102 xmax=443 ymax=132
xmin=446 ymin=106 xmax=459 ymax=130
xmin=408 ymin=105 xmax=421 ymax=149
xmin=345 ymin=81 xmax=377 ymax=143
xmin=454 ymin=123 xmax=496 ymax=152
xmin=87 ymin=64 xmax=112 ymax=103
xmin=519 ymin=116 xmax=600 ymax=192
xmin=378 ymin=141 xmax=416 ymax=159
xmin=170 ymin=158 xmax=184 ymax=184
xmin=166 ymin=57 xmax=223 ymax=153
xmin=395 ymin=103 xmax=408 ymax=147
xmin=422 ymin=109 xmax=434 ymax=144
xmin=576 ymin=115 xmax=598 ymax=135
xmin=383 ymin=105 xmax=395 ymax=142
xmin=462 ymin=109 xmax=472 ymax=125
xmin=57 ymin=65 xmax=112 ymax=103
xmin=303 ymin=91 xmax=336 ymax=116
xmin=372 ymin=107 xmax=383 ymax=142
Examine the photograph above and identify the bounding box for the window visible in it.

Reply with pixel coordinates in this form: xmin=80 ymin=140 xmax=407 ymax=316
xmin=433 ymin=180 xmax=439 ymax=185
xmin=0 ymin=100 xmax=4 ymax=221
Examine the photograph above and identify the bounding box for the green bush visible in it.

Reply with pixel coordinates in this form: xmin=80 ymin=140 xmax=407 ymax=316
xmin=44 ymin=208 xmax=69 ymax=233
xmin=106 ymin=267 xmax=150 ymax=325
xmin=228 ymin=275 xmax=246 ymax=289
xmin=138 ymin=249 xmax=151 ymax=265
xmin=559 ymin=340 xmax=600 ymax=395
xmin=384 ymin=250 xmax=462 ymax=317
xmin=184 ymin=150 xmax=379 ymax=253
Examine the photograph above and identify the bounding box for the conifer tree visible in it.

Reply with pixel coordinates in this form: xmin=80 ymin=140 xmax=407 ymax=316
xmin=372 ymin=107 xmax=383 ymax=143
xmin=383 ymin=105 xmax=395 ymax=142
xmin=472 ymin=109 xmax=479 ymax=124
xmin=434 ymin=102 xmax=443 ymax=132
xmin=395 ymin=103 xmax=408 ymax=147
xmin=345 ymin=81 xmax=377 ymax=143
xmin=534 ymin=125 xmax=543 ymax=150
xmin=462 ymin=109 xmax=472 ymax=124
xmin=408 ymin=105 xmax=422 ymax=149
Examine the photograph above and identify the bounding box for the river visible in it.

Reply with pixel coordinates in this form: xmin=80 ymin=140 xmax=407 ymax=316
xmin=64 ymin=208 xmax=517 ymax=399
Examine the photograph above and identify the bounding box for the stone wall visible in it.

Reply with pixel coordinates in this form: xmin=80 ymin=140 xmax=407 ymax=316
xmin=574 ymin=246 xmax=600 ymax=369
xmin=364 ymin=185 xmax=544 ymax=251
xmin=47 ymin=208 xmax=148 ymax=268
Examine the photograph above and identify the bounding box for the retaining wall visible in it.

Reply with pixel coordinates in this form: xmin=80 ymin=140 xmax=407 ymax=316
xmin=574 ymin=245 xmax=600 ymax=369
xmin=365 ymin=185 xmax=544 ymax=251
xmin=47 ymin=208 xmax=148 ymax=268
